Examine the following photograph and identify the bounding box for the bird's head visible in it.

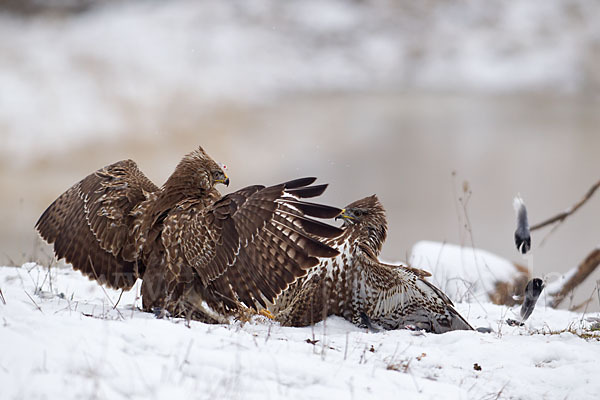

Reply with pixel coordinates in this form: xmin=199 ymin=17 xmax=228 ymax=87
xmin=212 ymin=162 xmax=230 ymax=187
xmin=166 ymin=146 xmax=229 ymax=196
xmin=336 ymin=195 xmax=387 ymax=254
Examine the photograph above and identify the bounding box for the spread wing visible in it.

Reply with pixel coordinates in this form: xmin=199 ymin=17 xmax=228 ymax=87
xmin=35 ymin=160 xmax=159 ymax=289
xmin=162 ymin=177 xmax=344 ymax=310
xmin=354 ymin=252 xmax=473 ymax=332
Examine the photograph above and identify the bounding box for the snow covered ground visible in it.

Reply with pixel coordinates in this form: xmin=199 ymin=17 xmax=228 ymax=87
xmin=1 ymin=263 xmax=599 ymax=400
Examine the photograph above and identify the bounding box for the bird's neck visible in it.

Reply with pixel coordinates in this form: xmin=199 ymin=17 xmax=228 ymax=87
xmin=158 ymin=183 xmax=220 ymax=210
xmin=160 ymin=165 xmax=221 ymax=203
xmin=335 ymin=223 xmax=385 ymax=257
xmin=359 ymin=226 xmax=385 ymax=257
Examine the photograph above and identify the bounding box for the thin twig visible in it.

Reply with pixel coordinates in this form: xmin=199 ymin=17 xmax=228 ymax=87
xmin=131 ymin=280 xmax=141 ymax=318
xmin=2 ymin=252 xmax=17 ymax=267
xmin=344 ymin=332 xmax=349 ymax=361
xmin=24 ymin=290 xmax=43 ymax=313
xmin=0 ymin=288 xmax=6 ymax=305
xmin=113 ymin=289 xmax=125 ymax=310
xmin=179 ymin=339 xmax=194 ymax=370
xmin=573 ymin=286 xmax=599 ymax=316
xmin=87 ymin=256 xmax=124 ymax=320
xmin=537 ymin=219 xmax=562 ymax=248
xmin=321 ymin=313 xmax=327 ymax=361
xmin=491 ymin=381 xmax=510 ymax=400
xmin=265 ymin=324 xmax=272 ymax=344
xmin=530 ymin=179 xmax=600 ymax=231
xmin=48 ymin=260 xmax=55 ymax=294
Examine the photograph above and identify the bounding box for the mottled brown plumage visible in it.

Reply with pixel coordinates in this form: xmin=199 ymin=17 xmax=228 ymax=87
xmin=272 ymin=195 xmax=473 ymax=333
xmin=36 ymin=146 xmax=343 ymax=322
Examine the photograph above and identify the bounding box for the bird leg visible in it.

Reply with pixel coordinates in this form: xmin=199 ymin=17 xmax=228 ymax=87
xmin=259 ymin=309 xmax=275 ymax=319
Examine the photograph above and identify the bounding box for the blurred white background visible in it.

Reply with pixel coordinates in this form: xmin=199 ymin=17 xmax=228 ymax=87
xmin=1 ymin=0 xmax=599 ymax=309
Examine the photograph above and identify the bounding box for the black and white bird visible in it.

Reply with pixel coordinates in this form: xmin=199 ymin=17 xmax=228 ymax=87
xmin=520 ymin=278 xmax=545 ymax=321
xmin=513 ymin=195 xmax=531 ymax=254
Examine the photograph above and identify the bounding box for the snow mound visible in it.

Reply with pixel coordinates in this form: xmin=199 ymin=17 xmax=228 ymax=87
xmin=1 ymin=263 xmax=599 ymax=400
xmin=409 ymin=241 xmax=527 ymax=304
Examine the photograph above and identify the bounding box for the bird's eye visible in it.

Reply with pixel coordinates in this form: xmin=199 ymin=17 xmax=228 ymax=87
xmin=354 ymin=210 xmax=363 ymax=217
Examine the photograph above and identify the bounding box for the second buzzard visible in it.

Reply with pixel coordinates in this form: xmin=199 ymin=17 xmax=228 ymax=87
xmin=271 ymin=195 xmax=473 ymax=333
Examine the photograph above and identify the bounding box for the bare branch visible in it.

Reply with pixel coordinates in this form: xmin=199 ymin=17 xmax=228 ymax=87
xmin=0 ymin=288 xmax=6 ymax=305
xmin=549 ymin=248 xmax=600 ymax=308
xmin=530 ymin=179 xmax=600 ymax=231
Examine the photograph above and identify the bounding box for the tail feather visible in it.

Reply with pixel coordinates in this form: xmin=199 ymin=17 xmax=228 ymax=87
xmin=445 ymin=305 xmax=474 ymax=332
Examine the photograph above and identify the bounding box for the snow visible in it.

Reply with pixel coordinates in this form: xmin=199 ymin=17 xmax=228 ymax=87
xmin=544 ymin=267 xmax=579 ymax=299
xmin=1 ymin=263 xmax=599 ymax=400
xmin=409 ymin=241 xmax=525 ymax=304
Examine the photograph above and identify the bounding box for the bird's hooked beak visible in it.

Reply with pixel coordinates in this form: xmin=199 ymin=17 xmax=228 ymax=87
xmin=335 ymin=208 xmax=355 ymax=221
xmin=215 ymin=162 xmax=229 ymax=187
xmin=215 ymin=172 xmax=229 ymax=187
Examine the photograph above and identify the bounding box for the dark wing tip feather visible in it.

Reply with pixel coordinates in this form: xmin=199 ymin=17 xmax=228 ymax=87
xmin=35 ymin=207 xmax=53 ymax=241
xmin=285 ymin=184 xmax=328 ymax=199
xmin=35 ymin=209 xmax=45 ymax=230
xmin=302 ymin=256 xmax=320 ymax=269
xmin=286 ymin=200 xmax=343 ymax=219
xmin=280 ymin=177 xmax=317 ymax=189
xmin=301 ymin=236 xmax=340 ymax=258
xmin=296 ymin=217 xmax=344 ymax=238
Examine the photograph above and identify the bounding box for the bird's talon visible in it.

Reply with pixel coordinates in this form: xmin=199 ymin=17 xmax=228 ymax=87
xmin=259 ymin=309 xmax=275 ymax=319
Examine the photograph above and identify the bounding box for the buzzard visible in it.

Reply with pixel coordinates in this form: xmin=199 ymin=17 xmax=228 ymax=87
xmin=271 ymin=195 xmax=473 ymax=333
xmin=36 ymin=146 xmax=344 ymax=322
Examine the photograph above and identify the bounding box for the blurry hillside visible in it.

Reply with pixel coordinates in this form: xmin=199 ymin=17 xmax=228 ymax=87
xmin=1 ymin=0 xmax=599 ymax=308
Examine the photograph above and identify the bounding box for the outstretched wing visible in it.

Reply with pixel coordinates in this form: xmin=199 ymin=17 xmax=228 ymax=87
xmin=354 ymin=253 xmax=473 ymax=332
xmin=162 ymin=177 xmax=343 ymax=310
xmin=35 ymin=160 xmax=159 ymax=289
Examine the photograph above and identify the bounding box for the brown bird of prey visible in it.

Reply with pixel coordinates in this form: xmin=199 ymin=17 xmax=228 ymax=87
xmin=36 ymin=146 xmax=344 ymax=322
xmin=272 ymin=195 xmax=473 ymax=333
